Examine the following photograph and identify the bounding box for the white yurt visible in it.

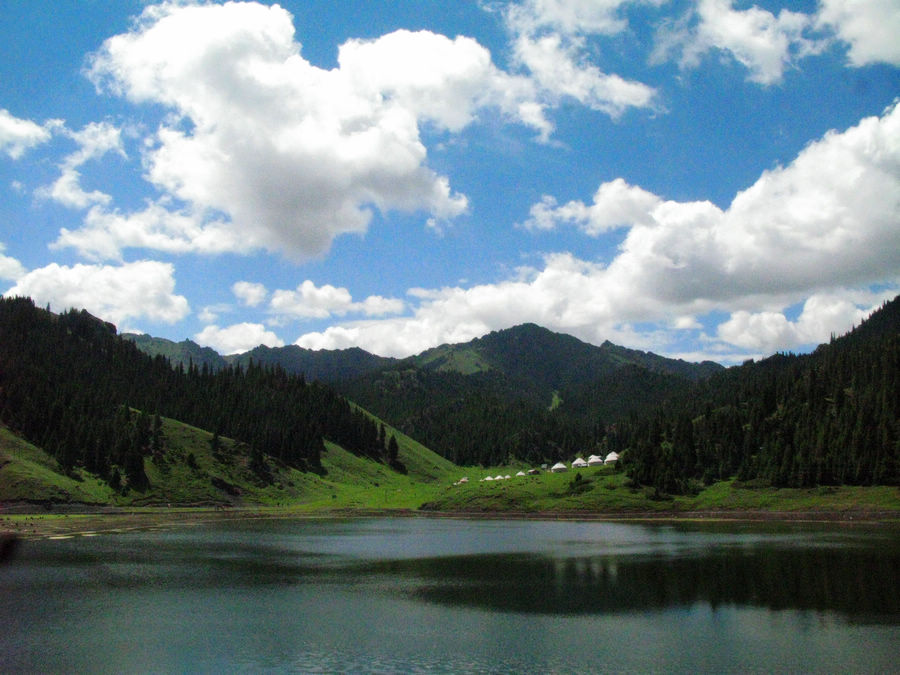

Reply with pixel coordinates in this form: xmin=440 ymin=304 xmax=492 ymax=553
xmin=604 ymin=452 xmax=619 ymax=464
xmin=572 ymin=457 xmax=588 ymax=468
xmin=483 ymin=475 xmax=494 ymax=481
xmin=587 ymin=455 xmax=604 ymax=466
xmin=516 ymin=471 xmax=526 ymax=477
xmin=551 ymin=462 xmax=568 ymax=473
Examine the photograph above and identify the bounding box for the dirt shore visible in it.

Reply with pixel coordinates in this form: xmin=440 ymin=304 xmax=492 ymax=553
xmin=0 ymin=505 xmax=277 ymax=539
xmin=2 ymin=503 xmax=898 ymax=540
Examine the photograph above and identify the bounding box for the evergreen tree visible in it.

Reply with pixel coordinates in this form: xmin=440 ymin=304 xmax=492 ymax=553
xmin=388 ymin=435 xmax=399 ymax=463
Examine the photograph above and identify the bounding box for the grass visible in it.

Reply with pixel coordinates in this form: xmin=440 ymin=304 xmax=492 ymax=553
xmin=423 ymin=467 xmax=671 ymax=513
xmin=3 ymin=418 xmax=899 ymax=522
xmin=0 ymin=412 xmax=456 ymax=511
xmin=684 ymin=479 xmax=900 ymax=513
xmin=421 ymin=466 xmax=900 ymax=517
xmin=418 ymin=345 xmax=491 ymax=375
xmin=0 ymin=428 xmax=115 ymax=504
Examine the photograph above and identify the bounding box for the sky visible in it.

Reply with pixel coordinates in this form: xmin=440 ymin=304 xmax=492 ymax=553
xmin=1 ymin=0 xmax=898 ymax=363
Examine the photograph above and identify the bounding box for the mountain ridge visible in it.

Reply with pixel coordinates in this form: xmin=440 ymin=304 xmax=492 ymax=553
xmin=412 ymin=323 xmax=722 ymax=384
xmin=124 ymin=323 xmax=726 ymax=466
xmin=1 ymin=296 xmax=896 ymax=507
xmin=127 ymin=322 xmax=722 ymax=386
xmin=124 ymin=333 xmax=228 ymax=371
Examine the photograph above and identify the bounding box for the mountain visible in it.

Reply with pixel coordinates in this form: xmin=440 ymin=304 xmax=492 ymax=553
xmin=227 ymin=344 xmax=397 ymax=382
xmin=123 ymin=333 xmax=227 ymax=371
xmin=2 ymin=296 xmax=895 ymax=507
xmin=412 ymin=323 xmax=721 ymax=387
xmin=128 ymin=323 xmax=720 ymax=388
xmin=615 ymin=296 xmax=900 ymax=493
xmin=122 ymin=311 xmax=892 ymax=488
xmin=0 ymin=298 xmax=414 ymax=501
xmin=125 ymin=322 xmax=724 ymax=467
xmin=123 ymin=335 xmax=397 ymax=382
xmin=333 ymin=325 xmax=724 ymax=466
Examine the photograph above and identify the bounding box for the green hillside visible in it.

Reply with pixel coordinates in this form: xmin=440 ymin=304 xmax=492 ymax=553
xmin=1 ymin=412 xmax=455 ymax=508
xmin=229 ymin=344 xmax=396 ymax=382
xmin=123 ymin=333 xmax=227 ymax=371
xmin=2 ymin=295 xmax=897 ymax=520
xmin=421 ymin=464 xmax=900 ymax=517
xmin=0 ymin=428 xmax=116 ymax=504
xmin=414 ymin=323 xmax=721 ymax=385
xmin=0 ymin=297 xmax=418 ymax=490
xmin=5 ymin=418 xmax=897 ymax=521
xmin=332 ymin=324 xmax=726 ymax=467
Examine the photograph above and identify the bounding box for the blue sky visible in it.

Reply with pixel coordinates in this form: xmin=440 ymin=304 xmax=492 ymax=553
xmin=1 ymin=0 xmax=898 ymax=362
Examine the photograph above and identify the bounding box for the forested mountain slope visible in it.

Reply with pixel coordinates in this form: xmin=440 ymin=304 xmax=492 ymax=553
xmin=3 ymin=294 xmax=895 ymax=507
xmin=337 ymin=325 xmax=722 ymax=466
xmin=0 ymin=298 xmax=404 ymax=496
xmin=229 ymin=344 xmax=397 ymax=382
xmin=119 ymin=304 xmax=898 ymax=493
xmin=123 ymin=333 xmax=227 ymax=371
xmin=125 ymin=322 xmax=725 ymax=468
xmin=413 ymin=323 xmax=721 ymax=384
xmin=615 ymin=297 xmax=899 ymax=493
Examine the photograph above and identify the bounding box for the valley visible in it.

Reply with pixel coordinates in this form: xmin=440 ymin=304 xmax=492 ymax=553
xmin=1 ymin=296 xmax=898 ymax=523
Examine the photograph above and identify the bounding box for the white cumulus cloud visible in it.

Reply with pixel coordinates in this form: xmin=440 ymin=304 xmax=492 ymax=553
xmin=0 ymin=243 xmax=26 ymax=281
xmin=232 ymin=281 xmax=267 ymax=307
xmin=337 ymin=29 xmax=537 ymax=134
xmin=194 ymin=322 xmax=284 ymax=355
xmin=0 ymin=109 xmax=55 ymax=158
xmin=53 ymin=200 xmax=239 ymax=261
xmin=44 ymin=1 xmax=673 ymax=259
xmin=580 ymin=101 xmax=900 ymax=315
xmin=522 ymin=178 xmax=662 ymax=233
xmin=4 ymin=260 xmax=189 ymax=327
xmin=298 ymin=102 xmax=900 ymax=358
xmin=654 ymin=0 xmax=900 ymax=84
xmin=504 ymin=0 xmax=634 ymax=37
xmin=503 ymin=0 xmax=658 ymax=122
xmin=63 ymin=1 xmax=590 ymax=261
xmin=817 ymin=0 xmax=900 ymax=67
xmin=654 ymin=0 xmax=822 ymax=85
xmin=270 ymin=279 xmax=404 ymax=320
xmin=511 ymin=33 xmax=656 ymax=118
xmin=716 ymin=291 xmax=885 ymax=353
xmin=36 ymin=121 xmax=125 ymax=209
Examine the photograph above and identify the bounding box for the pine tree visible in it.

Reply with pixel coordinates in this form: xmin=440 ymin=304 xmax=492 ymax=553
xmin=388 ymin=435 xmax=399 ymax=463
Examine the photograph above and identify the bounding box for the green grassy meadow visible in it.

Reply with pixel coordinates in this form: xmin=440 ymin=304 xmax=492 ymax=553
xmin=421 ymin=465 xmax=900 ymax=516
xmin=2 ymin=417 xmax=899 ymax=522
xmin=0 ymin=415 xmax=457 ymax=510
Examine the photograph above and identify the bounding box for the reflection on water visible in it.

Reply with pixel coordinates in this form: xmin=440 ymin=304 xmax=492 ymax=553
xmin=1 ymin=518 xmax=898 ymax=673
xmin=387 ymin=546 xmax=900 ymax=619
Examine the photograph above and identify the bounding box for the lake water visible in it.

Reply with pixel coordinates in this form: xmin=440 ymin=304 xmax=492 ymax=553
xmin=2 ymin=517 xmax=898 ymax=673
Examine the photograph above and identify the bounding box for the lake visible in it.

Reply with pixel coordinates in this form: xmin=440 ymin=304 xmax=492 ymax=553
xmin=2 ymin=517 xmax=898 ymax=673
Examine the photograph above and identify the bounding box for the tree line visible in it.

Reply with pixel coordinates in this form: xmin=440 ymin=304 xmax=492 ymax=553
xmin=0 ymin=297 xmax=402 ymax=491
xmin=339 ymin=367 xmax=600 ymax=466
xmin=612 ymin=297 xmax=899 ymax=493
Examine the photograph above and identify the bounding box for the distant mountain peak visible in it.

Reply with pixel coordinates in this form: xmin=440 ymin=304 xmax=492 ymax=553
xmin=123 ymin=333 xmax=227 ymax=371
xmin=125 ymin=318 xmax=727 ymax=388
xmin=408 ymin=322 xmax=722 ymax=388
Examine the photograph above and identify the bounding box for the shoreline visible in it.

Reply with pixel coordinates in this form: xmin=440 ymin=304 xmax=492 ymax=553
xmin=3 ymin=503 xmax=898 ymax=539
